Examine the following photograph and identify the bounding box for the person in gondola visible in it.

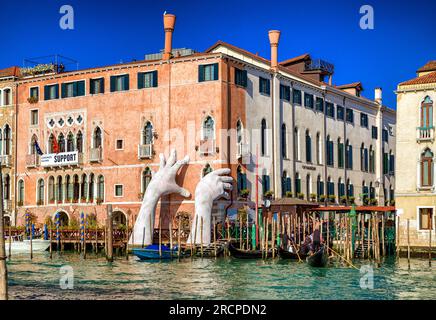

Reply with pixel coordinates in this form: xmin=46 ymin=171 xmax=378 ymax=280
xmin=312 ymin=221 xmax=322 ymax=252
xmin=300 ymin=235 xmax=312 ymax=255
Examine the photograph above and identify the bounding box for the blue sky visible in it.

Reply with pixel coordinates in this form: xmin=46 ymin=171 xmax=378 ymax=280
xmin=1 ymin=0 xmax=435 ymax=108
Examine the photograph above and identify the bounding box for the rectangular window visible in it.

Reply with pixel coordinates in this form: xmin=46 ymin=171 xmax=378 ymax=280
xmin=30 ymin=87 xmax=39 ymax=100
xmin=110 ymin=74 xmax=130 ymax=92
xmin=325 ymin=102 xmax=335 ymax=118
xmin=116 ymin=139 xmax=123 ymax=150
xmin=90 ymin=78 xmax=105 ymax=94
xmin=389 ymin=154 xmax=395 ymax=175
xmin=235 ymin=68 xmax=247 ymax=87
xmin=382 ymin=129 xmax=389 ymax=142
xmin=304 ymin=93 xmax=314 ymax=109
xmin=293 ymin=89 xmax=302 ymax=105
xmin=419 ymin=208 xmax=433 ymax=230
xmin=383 ymin=152 xmax=389 ymax=174
xmin=372 ymin=126 xmax=378 ymax=139
xmin=337 ymin=106 xmax=344 ymax=120
xmin=138 ymin=71 xmax=158 ymax=89
xmin=326 ymin=140 xmax=334 ymax=166
xmin=346 ymin=145 xmax=353 ymax=169
xmin=30 ymin=110 xmax=38 ymax=126
xmin=280 ymin=84 xmax=290 ymax=101
xmin=61 ymin=80 xmax=85 ymax=98
xmin=114 ymin=185 xmax=124 ymax=197
xmin=44 ymin=84 xmax=59 ymax=100
xmin=346 ymin=108 xmax=354 ymax=123
xmin=338 ymin=142 xmax=344 ymax=168
xmin=316 ymin=97 xmax=324 ymax=112
xmin=360 ymin=113 xmax=369 ymax=128
xmin=259 ymin=77 xmax=271 ymax=95
xmin=199 ymin=63 xmax=219 ymax=82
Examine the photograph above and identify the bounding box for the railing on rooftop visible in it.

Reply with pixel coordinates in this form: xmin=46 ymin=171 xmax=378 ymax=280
xmin=305 ymin=59 xmax=335 ymax=75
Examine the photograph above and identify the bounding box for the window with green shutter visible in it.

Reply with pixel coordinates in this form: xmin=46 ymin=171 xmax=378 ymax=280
xmin=138 ymin=71 xmax=158 ymax=89
xmin=110 ymin=75 xmax=129 ymax=92
xmin=337 ymin=106 xmax=344 ymax=120
xmin=338 ymin=142 xmax=344 ymax=168
xmin=372 ymin=126 xmax=378 ymax=139
xmin=280 ymin=84 xmax=290 ymax=101
xmin=316 ymin=97 xmax=324 ymax=112
xmin=325 ymin=102 xmax=335 ymax=118
xmin=360 ymin=113 xmax=369 ymax=128
xmin=44 ymin=84 xmax=59 ymax=100
xmin=235 ymin=68 xmax=247 ymax=87
xmin=61 ymin=81 xmax=85 ymax=98
xmin=259 ymin=77 xmax=270 ymax=95
xmin=346 ymin=108 xmax=354 ymax=123
xmin=90 ymin=78 xmax=105 ymax=94
xmin=304 ymin=93 xmax=314 ymax=108
xmin=199 ymin=63 xmax=219 ymax=82
xmin=293 ymin=89 xmax=302 ymax=105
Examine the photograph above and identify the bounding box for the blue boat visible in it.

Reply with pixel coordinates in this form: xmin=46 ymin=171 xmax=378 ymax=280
xmin=132 ymin=244 xmax=179 ymax=260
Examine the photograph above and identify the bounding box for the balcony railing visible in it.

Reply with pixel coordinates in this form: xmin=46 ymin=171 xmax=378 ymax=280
xmin=199 ymin=139 xmax=215 ymax=156
xmin=26 ymin=154 xmax=40 ymax=168
xmin=417 ymin=126 xmax=434 ymax=142
xmin=305 ymin=59 xmax=334 ymax=74
xmin=138 ymin=144 xmax=153 ymax=159
xmin=89 ymin=148 xmax=102 ymax=162
xmin=0 ymin=155 xmax=12 ymax=168
xmin=237 ymin=142 xmax=249 ymax=159
xmin=3 ymin=200 xmax=12 ymax=212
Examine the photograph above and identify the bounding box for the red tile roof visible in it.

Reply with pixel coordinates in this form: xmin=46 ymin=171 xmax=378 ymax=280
xmin=417 ymin=61 xmax=436 ymax=73
xmin=399 ymin=71 xmax=436 ymax=86
xmin=336 ymin=82 xmax=363 ymax=90
xmin=0 ymin=66 xmax=20 ymax=78
xmin=279 ymin=53 xmax=310 ymax=66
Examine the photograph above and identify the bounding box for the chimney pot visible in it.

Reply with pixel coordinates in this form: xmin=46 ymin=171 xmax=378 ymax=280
xmin=163 ymin=14 xmax=176 ymax=60
xmin=268 ymin=30 xmax=281 ymax=71
xmin=375 ymin=87 xmax=382 ymax=104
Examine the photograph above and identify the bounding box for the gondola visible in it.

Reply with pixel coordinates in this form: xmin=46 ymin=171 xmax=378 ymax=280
xmin=277 ymin=247 xmax=307 ymax=260
xmin=306 ymin=246 xmax=328 ymax=267
xmin=132 ymin=244 xmax=181 ymax=260
xmin=227 ymin=241 xmax=271 ymax=259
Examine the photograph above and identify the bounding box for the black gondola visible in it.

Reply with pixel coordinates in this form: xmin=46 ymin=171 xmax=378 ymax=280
xmin=278 ymin=247 xmax=308 ymax=260
xmin=227 ymin=241 xmax=271 ymax=259
xmin=306 ymin=246 xmax=328 ymax=267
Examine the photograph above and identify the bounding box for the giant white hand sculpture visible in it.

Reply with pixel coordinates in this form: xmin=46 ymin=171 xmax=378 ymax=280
xmin=188 ymin=168 xmax=233 ymax=245
xmin=129 ymin=149 xmax=190 ymax=246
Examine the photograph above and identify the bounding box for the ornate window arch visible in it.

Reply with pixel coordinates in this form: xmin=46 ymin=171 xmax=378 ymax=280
xmin=421 ymin=96 xmax=433 ymax=128
xmin=261 ymin=119 xmax=267 ymax=156
xmin=93 ymin=127 xmax=102 ymax=148
xmin=37 ymin=178 xmax=45 ymax=204
xmin=142 ymin=167 xmax=152 ymax=193
xmin=202 ymin=116 xmax=215 ymax=141
xmin=142 ymin=121 xmax=153 ymax=145
xmin=420 ymin=148 xmax=434 ymax=187
xmin=67 ymin=132 xmax=75 ymax=152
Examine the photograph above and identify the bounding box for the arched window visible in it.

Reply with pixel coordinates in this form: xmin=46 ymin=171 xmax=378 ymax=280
xmin=89 ymin=174 xmax=95 ymax=202
xmin=58 ymin=133 xmax=65 ymax=153
xmin=262 ymin=169 xmax=271 ymax=195
xmin=142 ymin=168 xmax=152 ymax=193
xmin=261 ymin=119 xmax=267 ymax=156
xmin=81 ymin=174 xmax=88 ymax=201
xmin=347 ymin=178 xmax=354 ymax=197
xmin=360 ymin=143 xmax=365 ymax=171
xmin=362 ymin=181 xmax=368 ymax=202
xmin=338 ymin=138 xmax=344 ymax=168
xmin=421 ymin=148 xmax=434 ymax=187
xmin=48 ymin=134 xmax=55 ymax=153
xmin=369 ymin=182 xmax=375 ymax=199
xmin=37 ymin=179 xmax=44 ymax=205
xmin=338 ymin=178 xmax=345 ymax=198
xmin=94 ymin=127 xmax=102 ymax=148
xmin=236 ymin=120 xmax=243 ymax=144
xmin=281 ymin=124 xmax=287 ymax=158
xmin=295 ymin=172 xmax=301 ymax=195
xmin=421 ymin=96 xmax=433 ymax=128
xmin=3 ymin=125 xmax=11 ymax=155
xmin=345 ymin=139 xmax=353 ymax=169
xmin=3 ymin=174 xmax=10 ymax=200
xmin=17 ymin=179 xmax=24 ymax=205
xmin=316 ymin=175 xmax=324 ymax=199
xmin=202 ymin=163 xmax=213 ymax=177
xmin=76 ymin=131 xmax=83 ymax=153
xmin=30 ymin=134 xmax=38 ymax=155
xmin=67 ymin=132 xmax=74 ymax=152
xmin=306 ymin=174 xmax=311 ymax=200
xmin=389 ymin=150 xmax=395 ymax=175
xmin=369 ymin=145 xmax=375 ymax=173
xmin=305 ymin=130 xmax=311 ymax=163
xmin=66 ymin=175 xmax=73 ymax=201
xmin=97 ymin=175 xmax=105 ymax=201
xmin=294 ymin=127 xmax=300 ymax=161
xmin=326 ymin=135 xmax=334 ymax=166
xmin=281 ymin=171 xmax=291 ymax=197
xmin=57 ymin=176 xmax=63 ymax=203
xmin=3 ymin=88 xmax=11 ymax=106
xmin=316 ymin=132 xmax=322 ymax=164
xmin=143 ymin=121 xmax=153 ymax=145
xmin=0 ymin=129 xmax=2 ymax=155
xmin=327 ymin=176 xmax=334 ymax=196
xmin=237 ymin=165 xmax=247 ymax=195
xmin=73 ymin=175 xmax=80 ymax=202
xmin=48 ymin=176 xmax=55 ymax=203
xmin=202 ymin=116 xmax=215 ymax=141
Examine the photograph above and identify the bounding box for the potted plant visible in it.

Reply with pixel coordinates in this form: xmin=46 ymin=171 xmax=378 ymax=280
xmin=239 ymin=189 xmax=250 ymax=200
xmin=363 ymin=196 xmax=369 ymax=205
xmin=310 ymin=193 xmax=317 ymax=202
xmin=264 ymin=190 xmax=274 ymax=199
xmin=27 ymin=96 xmax=39 ymax=104
xmin=36 ymin=199 xmax=44 ymax=206
xmin=285 ymin=191 xmax=293 ymax=198
xmin=340 ymin=195 xmax=348 ymax=204
xmin=390 ymin=200 xmax=395 ymax=206
xmin=328 ymin=195 xmax=336 ymax=203
xmin=319 ymin=194 xmax=327 ymax=202
xmin=370 ymin=198 xmax=378 ymax=205
xmin=348 ymin=196 xmax=355 ymax=204
xmin=96 ymin=197 xmax=103 ymax=205
xmin=17 ymin=200 xmax=24 ymax=207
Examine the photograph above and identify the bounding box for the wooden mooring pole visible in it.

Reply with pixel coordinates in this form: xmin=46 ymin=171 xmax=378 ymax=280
xmin=30 ymin=223 xmax=33 ymax=260
xmin=407 ymin=219 xmax=410 ymax=270
xmin=107 ymin=204 xmax=114 ymax=262
xmin=8 ymin=225 xmax=11 ymax=260
xmin=159 ymin=216 xmax=162 ymax=258
xmin=429 ymin=227 xmax=432 ymax=267
xmin=177 ymin=217 xmax=181 ymax=261
xmin=0 ymin=163 xmax=8 ymax=300
xmin=213 ymin=216 xmax=217 ymax=257
xmin=200 ymin=217 xmax=204 ymax=259
xmin=49 ymin=223 xmax=53 ymax=259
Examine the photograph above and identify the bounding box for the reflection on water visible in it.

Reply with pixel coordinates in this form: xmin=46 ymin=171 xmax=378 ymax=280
xmin=7 ymin=252 xmax=436 ymax=300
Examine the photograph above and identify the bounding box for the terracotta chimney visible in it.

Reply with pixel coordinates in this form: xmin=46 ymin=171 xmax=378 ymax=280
xmin=375 ymin=87 xmax=382 ymax=105
xmin=268 ymin=30 xmax=281 ymax=71
xmin=163 ymin=13 xmax=176 ymax=60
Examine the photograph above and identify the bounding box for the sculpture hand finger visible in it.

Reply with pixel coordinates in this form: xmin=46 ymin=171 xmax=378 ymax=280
xmin=212 ymin=168 xmax=231 ymax=176
xmin=177 ymin=186 xmax=191 ymax=198
xmin=222 ymin=183 xmax=233 ymax=191
xmin=166 ymin=149 xmax=177 ymax=168
xmin=172 ymin=155 xmax=190 ymax=173
xmin=219 ymin=176 xmax=233 ymax=183
xmin=159 ymin=153 xmax=166 ymax=170
xmin=221 ymin=192 xmax=230 ymax=200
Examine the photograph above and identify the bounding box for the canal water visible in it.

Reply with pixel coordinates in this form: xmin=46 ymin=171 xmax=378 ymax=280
xmin=7 ymin=253 xmax=436 ymax=300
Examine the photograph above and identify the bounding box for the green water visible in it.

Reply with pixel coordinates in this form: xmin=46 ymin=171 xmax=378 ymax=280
xmin=6 ymin=253 xmax=436 ymax=300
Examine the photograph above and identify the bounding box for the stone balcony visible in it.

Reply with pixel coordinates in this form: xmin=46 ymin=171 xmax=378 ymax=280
xmin=26 ymin=154 xmax=40 ymax=168
xmin=0 ymin=155 xmax=12 ymax=168
xmin=199 ymin=139 xmax=216 ymax=156
xmin=138 ymin=144 xmax=153 ymax=159
xmin=417 ymin=126 xmax=434 ymax=143
xmin=89 ymin=148 xmax=102 ymax=162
